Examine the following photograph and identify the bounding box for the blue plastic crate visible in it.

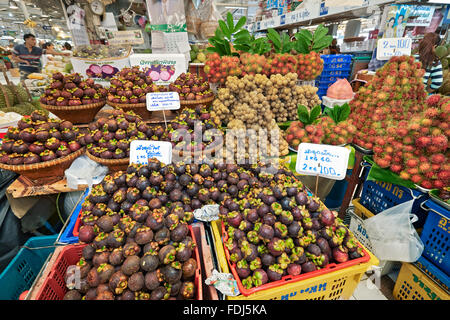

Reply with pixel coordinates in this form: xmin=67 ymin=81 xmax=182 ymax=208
xmin=359 ymin=179 xmax=429 ymax=228
xmin=420 ymin=200 xmax=450 ymax=276
xmin=317 ymin=73 xmax=350 ymax=83
xmin=321 ymin=54 xmax=353 ymax=65
xmin=58 ymin=188 xmax=90 ymax=244
xmin=320 ymin=69 xmax=352 ymax=77
xmin=0 ymin=235 xmax=58 ymax=300
xmin=415 ymin=256 xmax=449 ymax=292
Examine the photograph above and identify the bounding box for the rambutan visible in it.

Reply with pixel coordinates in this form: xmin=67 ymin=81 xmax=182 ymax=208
xmin=420 ymin=180 xmax=433 ymax=189
xmin=411 ymin=175 xmax=423 ymax=184
xmin=431 ymin=153 xmax=446 ymax=164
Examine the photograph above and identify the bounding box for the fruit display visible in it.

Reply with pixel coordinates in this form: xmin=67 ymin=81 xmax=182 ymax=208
xmin=204 ymin=13 xmax=331 ymax=83
xmin=70 ymin=166 xmax=199 ymax=300
xmin=39 ymin=72 xmax=107 ymax=107
xmin=217 ymin=162 xmax=365 ymax=289
xmin=73 ymin=45 xmax=130 ymax=59
xmin=0 ymin=110 xmax=82 ymax=165
xmin=107 ymin=67 xmax=167 ymax=105
xmin=349 ymin=55 xmax=449 ymax=190
xmin=211 ymin=73 xmax=290 ymax=159
xmin=0 ymin=84 xmax=49 ymax=116
xmin=81 ymin=109 xmax=168 ymax=160
xmin=168 ymin=72 xmax=214 ymax=101
xmin=190 ymin=45 xmax=207 ymax=64
xmin=284 ymin=104 xmax=356 ymax=150
xmin=168 ymin=106 xmax=223 ymax=158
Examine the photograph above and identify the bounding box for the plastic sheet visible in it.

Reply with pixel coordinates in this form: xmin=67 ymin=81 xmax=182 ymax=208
xmin=64 ymin=155 xmax=108 ymax=190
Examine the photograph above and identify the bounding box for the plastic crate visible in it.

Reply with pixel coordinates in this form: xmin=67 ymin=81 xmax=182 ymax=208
xmin=321 ymin=54 xmax=353 ymax=65
xmin=320 ymin=69 xmax=352 ymax=77
xmin=317 ymin=73 xmax=350 ymax=83
xmin=393 ymin=262 xmax=449 ymax=300
xmin=419 ymin=199 xmax=449 ymax=276
xmin=210 ymin=220 xmax=378 ymax=300
xmin=415 ymin=256 xmax=449 ymax=293
xmin=0 ymin=235 xmax=58 ymax=300
xmin=360 ymin=179 xmax=429 ymax=228
xmin=57 ymin=188 xmax=90 ymax=244
xmin=347 ymin=199 xmax=400 ymax=276
xmin=33 ymin=226 xmax=202 ymax=300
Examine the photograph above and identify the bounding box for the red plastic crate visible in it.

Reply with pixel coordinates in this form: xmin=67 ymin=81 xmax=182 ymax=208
xmin=34 ymin=226 xmax=202 ymax=300
xmin=221 ymin=221 xmax=370 ymax=297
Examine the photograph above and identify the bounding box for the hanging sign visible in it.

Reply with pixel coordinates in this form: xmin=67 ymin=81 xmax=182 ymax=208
xmin=376 ymin=37 xmax=412 ymax=60
xmin=295 ymin=143 xmax=350 ymax=180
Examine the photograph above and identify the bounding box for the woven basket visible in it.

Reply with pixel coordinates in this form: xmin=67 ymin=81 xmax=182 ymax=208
xmin=180 ymin=95 xmax=215 ymax=111
xmin=40 ymin=101 xmax=106 ymax=124
xmin=86 ymin=150 xmax=129 ymax=172
xmin=172 ymin=140 xmax=223 ymax=162
xmin=0 ymin=147 xmax=85 ymax=182
xmin=107 ymin=102 xmax=153 ymax=120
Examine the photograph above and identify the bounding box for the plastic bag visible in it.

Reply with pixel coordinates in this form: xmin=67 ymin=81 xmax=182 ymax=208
xmin=64 ymin=155 xmax=108 ymax=190
xmin=364 ymin=200 xmax=424 ymax=262
xmin=326 ymin=79 xmax=354 ymax=100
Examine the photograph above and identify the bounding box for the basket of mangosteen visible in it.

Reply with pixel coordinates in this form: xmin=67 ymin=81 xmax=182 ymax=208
xmin=39 ymin=72 xmax=108 ymax=124
xmin=169 ymin=106 xmax=223 ymax=160
xmin=106 ymin=66 xmax=169 ymax=120
xmin=81 ymin=109 xmax=169 ymax=172
xmin=0 ymin=110 xmax=85 ymax=182
xmin=169 ymin=72 xmax=215 ymax=110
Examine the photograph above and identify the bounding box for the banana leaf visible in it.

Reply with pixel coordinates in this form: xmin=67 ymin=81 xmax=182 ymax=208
xmin=363 ymin=155 xmax=416 ymax=189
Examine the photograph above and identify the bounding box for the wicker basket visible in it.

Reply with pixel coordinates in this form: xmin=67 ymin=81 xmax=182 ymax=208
xmin=180 ymin=95 xmax=215 ymax=111
xmin=0 ymin=147 xmax=85 ymax=182
xmin=40 ymin=101 xmax=106 ymax=124
xmin=107 ymin=102 xmax=153 ymax=120
xmin=86 ymin=150 xmax=129 ymax=172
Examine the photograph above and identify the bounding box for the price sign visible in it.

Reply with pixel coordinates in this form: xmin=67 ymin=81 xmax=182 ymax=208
xmin=377 ymin=38 xmax=412 ymax=61
xmin=129 ymin=140 xmax=172 ymax=165
xmin=295 ymin=143 xmax=350 ymax=180
xmin=146 ymin=91 xmax=180 ymax=111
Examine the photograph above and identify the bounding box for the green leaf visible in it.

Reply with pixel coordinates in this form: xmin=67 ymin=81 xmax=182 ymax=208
xmin=338 ymin=103 xmax=351 ymax=122
xmin=226 ymin=13 xmax=234 ymax=32
xmin=234 ymin=16 xmax=247 ymax=33
xmin=219 ymin=20 xmax=231 ymax=39
xmin=310 ymin=105 xmax=322 ymax=123
xmin=313 ymin=24 xmax=328 ymax=42
xmin=296 ymin=29 xmax=313 ymax=43
xmin=267 ymin=29 xmax=282 ymax=52
xmin=215 ymin=28 xmax=224 ymax=39
xmin=297 ymin=105 xmax=310 ymax=124
xmin=312 ymin=35 xmax=333 ymax=52
xmin=294 ymin=37 xmax=309 ymax=54
xmin=234 ymin=44 xmax=251 ymax=52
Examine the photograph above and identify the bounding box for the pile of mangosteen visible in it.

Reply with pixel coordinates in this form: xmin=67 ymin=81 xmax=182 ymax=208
xmin=168 ymin=105 xmax=222 ymax=156
xmin=0 ymin=110 xmax=82 ymax=165
xmin=80 ymin=109 xmax=168 ymax=160
xmin=39 ymin=72 xmax=107 ymax=107
xmin=168 ymin=73 xmax=214 ymax=101
xmin=66 ymin=156 xmax=364 ymax=300
xmin=107 ymin=66 xmax=168 ymax=105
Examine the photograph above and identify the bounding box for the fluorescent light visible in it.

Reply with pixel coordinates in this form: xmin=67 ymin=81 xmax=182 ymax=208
xmin=427 ymin=0 xmax=450 ymax=3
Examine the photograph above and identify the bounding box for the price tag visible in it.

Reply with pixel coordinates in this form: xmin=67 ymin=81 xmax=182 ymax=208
xmin=146 ymin=91 xmax=180 ymax=111
xmin=295 ymin=143 xmax=350 ymax=180
xmin=129 ymin=140 xmax=172 ymax=165
xmin=376 ymin=38 xmax=412 ymax=61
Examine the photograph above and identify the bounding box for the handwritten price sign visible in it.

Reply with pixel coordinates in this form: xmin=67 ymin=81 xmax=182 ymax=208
xmin=376 ymin=38 xmax=412 ymax=61
xmin=295 ymin=143 xmax=350 ymax=180
xmin=146 ymin=91 xmax=180 ymax=111
xmin=129 ymin=140 xmax=172 ymax=165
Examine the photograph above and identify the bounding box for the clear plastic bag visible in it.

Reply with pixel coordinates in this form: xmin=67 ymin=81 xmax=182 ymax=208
xmin=364 ymin=200 xmax=424 ymax=262
xmin=64 ymin=155 xmax=108 ymax=190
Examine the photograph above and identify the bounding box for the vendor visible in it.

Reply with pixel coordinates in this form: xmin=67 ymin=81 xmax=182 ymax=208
xmin=415 ymin=32 xmax=443 ymax=94
xmin=11 ymin=34 xmax=69 ymax=80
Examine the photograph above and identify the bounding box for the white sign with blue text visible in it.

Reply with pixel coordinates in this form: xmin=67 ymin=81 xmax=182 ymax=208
xmin=376 ymin=37 xmax=412 ymax=61
xmin=146 ymin=92 xmax=181 ymax=111
xmin=129 ymin=140 xmax=172 ymax=165
xmin=295 ymin=143 xmax=350 ymax=180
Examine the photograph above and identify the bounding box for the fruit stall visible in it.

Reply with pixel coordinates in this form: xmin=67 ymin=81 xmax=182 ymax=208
xmin=0 ymin=4 xmax=448 ymax=304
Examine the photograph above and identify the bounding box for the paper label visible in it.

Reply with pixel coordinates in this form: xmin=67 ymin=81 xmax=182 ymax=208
xmin=129 ymin=53 xmax=187 ymax=85
xmin=129 ymin=140 xmax=172 ymax=165
xmin=295 ymin=143 xmax=350 ymax=180
xmin=376 ymin=38 xmax=412 ymax=61
xmin=106 ymin=30 xmax=145 ymax=45
xmin=146 ymin=91 xmax=180 ymax=111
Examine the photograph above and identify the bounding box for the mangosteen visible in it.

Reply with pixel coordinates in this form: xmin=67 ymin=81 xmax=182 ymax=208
xmin=128 ymin=272 xmax=145 ymax=292
xmin=170 ymin=223 xmax=189 ymax=242
xmin=121 ymin=255 xmax=140 ymax=276
xmin=135 ymin=226 xmax=154 ymax=245
xmin=155 ymin=227 xmax=171 ymax=245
